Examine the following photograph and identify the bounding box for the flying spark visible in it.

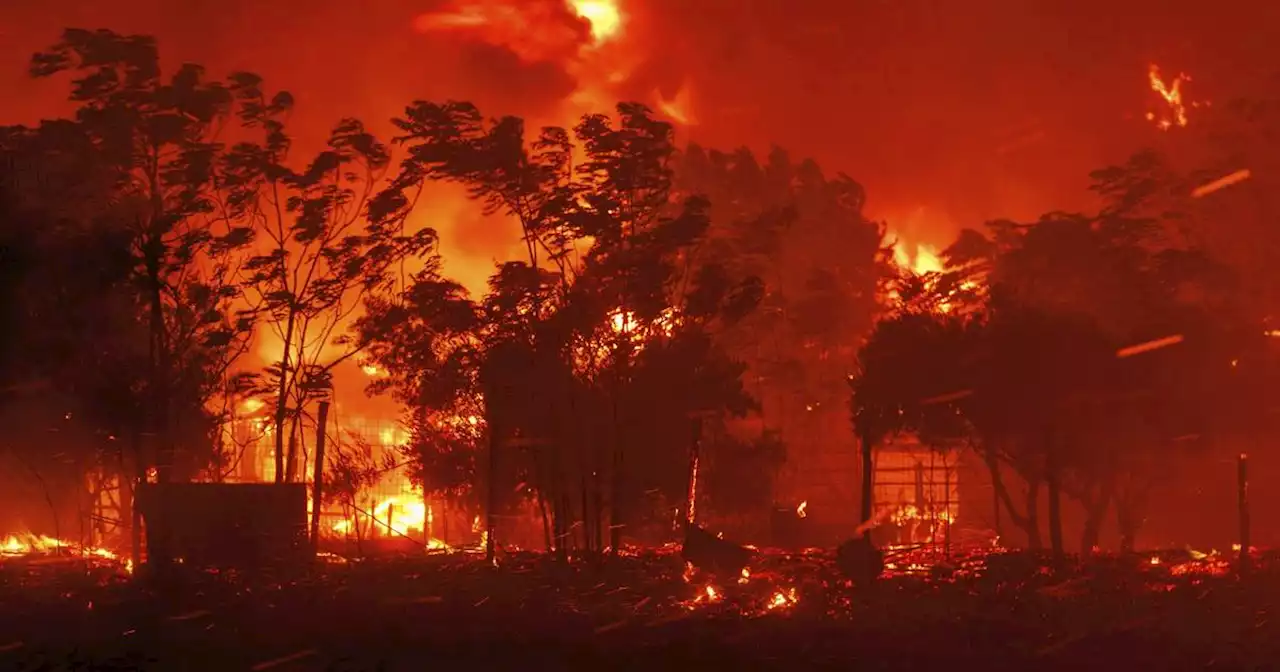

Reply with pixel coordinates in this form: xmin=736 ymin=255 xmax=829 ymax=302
xmin=1116 ymin=334 xmax=1184 ymax=358
xmin=1192 ymin=169 xmax=1252 ymax=198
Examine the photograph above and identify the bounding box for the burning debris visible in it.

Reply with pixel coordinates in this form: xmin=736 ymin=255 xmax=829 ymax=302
xmin=1115 ymin=334 xmax=1184 ymax=358
xmin=1192 ymin=169 xmax=1252 ymax=198
xmin=1145 ymin=64 xmax=1207 ymax=130
xmin=1 ymin=533 xmax=124 ymax=566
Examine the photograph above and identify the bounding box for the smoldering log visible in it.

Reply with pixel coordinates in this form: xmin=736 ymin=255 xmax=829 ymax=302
xmin=681 ymin=524 xmax=753 ymax=577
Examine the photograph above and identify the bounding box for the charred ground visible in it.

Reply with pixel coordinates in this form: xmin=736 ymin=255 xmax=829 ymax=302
xmin=0 ymin=547 xmax=1274 ymax=670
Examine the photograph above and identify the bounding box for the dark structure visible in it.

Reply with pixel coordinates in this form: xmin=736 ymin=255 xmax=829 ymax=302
xmin=138 ymin=482 xmax=309 ymax=570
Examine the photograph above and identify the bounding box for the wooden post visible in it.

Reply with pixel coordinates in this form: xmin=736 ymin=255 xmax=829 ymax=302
xmin=309 ymin=400 xmax=330 ymax=555
xmin=1238 ymin=452 xmax=1250 ymax=572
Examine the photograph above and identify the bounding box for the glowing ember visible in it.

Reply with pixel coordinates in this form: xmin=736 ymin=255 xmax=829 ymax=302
xmin=1146 ymin=64 xmax=1193 ymax=130
xmin=1116 ymin=334 xmax=1184 ymax=358
xmin=1192 ymin=169 xmax=1251 ymax=198
xmin=766 ymin=588 xmax=799 ymax=610
xmin=686 ymin=453 xmax=700 ymax=525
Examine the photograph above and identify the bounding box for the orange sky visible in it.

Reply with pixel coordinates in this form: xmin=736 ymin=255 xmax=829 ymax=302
xmin=4 ymin=0 xmax=1274 ymax=283
xmin=2 ymin=0 xmax=1276 ymax=415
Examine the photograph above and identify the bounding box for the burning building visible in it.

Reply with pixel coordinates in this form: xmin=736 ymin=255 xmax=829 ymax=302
xmin=871 ymin=435 xmax=961 ymax=548
xmin=219 ymin=406 xmax=462 ymax=551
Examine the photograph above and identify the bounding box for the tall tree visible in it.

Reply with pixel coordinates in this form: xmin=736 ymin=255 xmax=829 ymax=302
xmin=364 ymin=101 xmax=763 ymax=555
xmin=675 ymin=145 xmax=886 ymax=514
xmin=220 ymin=75 xmax=434 ymax=482
xmin=356 ymin=260 xmax=484 ymax=528
xmin=30 ymin=28 xmax=255 ymax=486
xmin=27 ymin=29 xmax=264 ymax=569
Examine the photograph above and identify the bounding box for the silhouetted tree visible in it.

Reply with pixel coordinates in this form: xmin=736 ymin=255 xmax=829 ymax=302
xmin=365 ymin=101 xmax=763 ymax=556
xmin=219 ymin=74 xmax=434 ymax=483
xmin=675 ymin=144 xmax=886 ymax=517
xmin=30 ymin=28 xmax=255 ymax=490
xmin=356 ymin=259 xmax=484 ymax=524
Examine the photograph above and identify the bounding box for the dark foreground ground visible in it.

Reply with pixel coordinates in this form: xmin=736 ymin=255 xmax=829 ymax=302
xmin=0 ymin=546 xmax=1276 ymax=671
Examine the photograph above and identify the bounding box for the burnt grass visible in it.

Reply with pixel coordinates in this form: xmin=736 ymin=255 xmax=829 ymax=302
xmin=0 ymin=548 xmax=1277 ymax=671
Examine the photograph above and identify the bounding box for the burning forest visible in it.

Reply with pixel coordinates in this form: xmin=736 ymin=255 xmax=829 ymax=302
xmin=2 ymin=1 xmax=1280 ymax=669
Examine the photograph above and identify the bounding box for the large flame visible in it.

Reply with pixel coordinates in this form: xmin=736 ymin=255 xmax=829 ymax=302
xmin=890 ymin=234 xmax=944 ymax=276
xmin=569 ymin=0 xmax=623 ymax=45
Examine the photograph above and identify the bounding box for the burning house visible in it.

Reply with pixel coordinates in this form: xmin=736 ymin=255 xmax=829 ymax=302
xmin=220 ymin=406 xmax=465 ymax=552
xmin=870 ymin=435 xmax=961 ymax=548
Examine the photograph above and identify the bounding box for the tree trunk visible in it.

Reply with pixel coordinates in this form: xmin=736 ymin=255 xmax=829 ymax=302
xmin=129 ymin=431 xmax=143 ymax=571
xmin=309 ymin=401 xmax=330 ymax=555
xmin=1116 ymin=497 xmax=1139 ymax=553
xmin=485 ymin=430 xmax=497 ymax=564
xmin=273 ymin=311 xmax=297 ymax=483
xmin=609 ymin=393 xmax=625 ymax=555
xmin=986 ymin=449 xmax=1041 ymax=549
xmin=1044 ymin=434 xmax=1064 ymax=560
xmin=143 ymin=258 xmax=174 ymax=573
xmin=284 ymin=412 xmax=302 ymax=483
xmin=1024 ymin=480 xmax=1042 ymax=549
xmin=1079 ymin=485 xmax=1113 ymax=553
xmin=441 ymin=498 xmax=449 ymax=545
xmin=859 ymin=432 xmax=874 ymax=538
xmin=682 ymin=416 xmax=704 ymax=527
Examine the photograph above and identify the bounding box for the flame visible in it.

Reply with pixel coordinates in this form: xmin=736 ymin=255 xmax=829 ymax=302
xmin=1 ymin=532 xmax=129 ymax=572
xmin=886 ymin=229 xmax=977 ymax=312
xmin=686 ymin=452 xmax=700 ymax=525
xmin=569 ymin=0 xmax=623 ymax=45
xmin=1146 ymin=64 xmax=1195 ymax=131
xmin=890 ymin=234 xmax=944 ymax=276
xmin=796 ymin=500 xmax=807 ymax=518
xmin=766 ymin=588 xmax=799 ymax=610
xmin=321 ymin=482 xmax=453 ymax=550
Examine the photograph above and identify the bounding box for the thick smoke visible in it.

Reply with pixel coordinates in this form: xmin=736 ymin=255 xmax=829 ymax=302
xmin=2 ymin=0 xmax=1276 ymax=271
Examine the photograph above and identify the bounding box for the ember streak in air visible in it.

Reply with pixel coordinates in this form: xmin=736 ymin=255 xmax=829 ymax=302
xmin=1116 ymin=334 xmax=1185 ymax=358
xmin=1193 ymin=169 xmax=1252 ymax=198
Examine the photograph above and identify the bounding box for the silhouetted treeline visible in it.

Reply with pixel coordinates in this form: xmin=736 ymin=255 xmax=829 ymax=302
xmin=3 ymin=27 xmax=1278 ymax=557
